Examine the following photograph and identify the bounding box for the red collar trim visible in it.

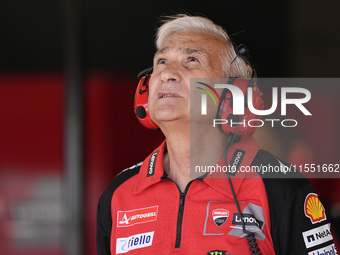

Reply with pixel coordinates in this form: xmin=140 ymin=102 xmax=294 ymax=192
xmin=134 ymin=136 xmax=260 ymax=196
xmin=133 ymin=140 xmax=167 ymax=194
xmin=203 ymin=136 xmax=259 ymax=197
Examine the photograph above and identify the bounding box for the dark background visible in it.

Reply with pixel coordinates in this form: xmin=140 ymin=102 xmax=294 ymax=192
xmin=1 ymin=0 xmax=340 ymax=76
xmin=0 ymin=1 xmax=339 ymax=255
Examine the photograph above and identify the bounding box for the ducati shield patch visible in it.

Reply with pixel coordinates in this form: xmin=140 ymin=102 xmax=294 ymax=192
xmin=212 ymin=209 xmax=230 ymax=227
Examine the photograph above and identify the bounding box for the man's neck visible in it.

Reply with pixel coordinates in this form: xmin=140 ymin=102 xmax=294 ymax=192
xmin=163 ymin=125 xmax=227 ymax=192
xmin=163 ymin=133 xmax=191 ymax=193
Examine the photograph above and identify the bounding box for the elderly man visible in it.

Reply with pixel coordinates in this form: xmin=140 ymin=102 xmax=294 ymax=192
xmin=97 ymin=14 xmax=336 ymax=255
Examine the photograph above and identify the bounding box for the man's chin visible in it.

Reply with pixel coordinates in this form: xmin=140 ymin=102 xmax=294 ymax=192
xmin=152 ymin=117 xmax=190 ymax=129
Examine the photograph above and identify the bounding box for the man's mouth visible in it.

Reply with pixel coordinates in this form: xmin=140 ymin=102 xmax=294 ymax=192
xmin=158 ymin=92 xmax=181 ymax=99
xmin=161 ymin=94 xmax=174 ymax=98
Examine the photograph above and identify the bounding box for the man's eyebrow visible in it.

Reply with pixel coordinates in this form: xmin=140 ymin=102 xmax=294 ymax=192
xmin=155 ymin=46 xmax=206 ymax=56
xmin=180 ymin=47 xmax=204 ymax=55
xmin=155 ymin=46 xmax=171 ymax=56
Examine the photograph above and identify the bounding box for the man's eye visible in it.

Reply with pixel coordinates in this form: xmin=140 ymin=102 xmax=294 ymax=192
xmin=188 ymin=56 xmax=199 ymax=62
xmin=157 ymin=58 xmax=167 ymax=65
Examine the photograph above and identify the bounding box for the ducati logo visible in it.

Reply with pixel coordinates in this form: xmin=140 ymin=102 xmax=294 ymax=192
xmin=212 ymin=209 xmax=230 ymax=227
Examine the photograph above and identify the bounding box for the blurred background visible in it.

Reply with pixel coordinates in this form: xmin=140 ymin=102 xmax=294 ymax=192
xmin=0 ymin=0 xmax=339 ymax=254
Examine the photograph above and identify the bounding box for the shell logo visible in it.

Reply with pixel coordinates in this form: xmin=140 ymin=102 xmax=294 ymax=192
xmin=304 ymin=193 xmax=326 ymax=224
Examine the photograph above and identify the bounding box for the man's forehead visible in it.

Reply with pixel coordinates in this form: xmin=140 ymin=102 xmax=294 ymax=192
xmin=155 ymin=31 xmax=229 ymax=58
xmin=155 ymin=45 xmax=206 ymax=56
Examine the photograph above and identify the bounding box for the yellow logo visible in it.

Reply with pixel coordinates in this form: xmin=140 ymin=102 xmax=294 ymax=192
xmin=304 ymin=193 xmax=326 ymax=224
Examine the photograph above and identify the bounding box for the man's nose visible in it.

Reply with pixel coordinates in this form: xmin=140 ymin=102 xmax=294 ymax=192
xmin=160 ymin=63 xmax=181 ymax=83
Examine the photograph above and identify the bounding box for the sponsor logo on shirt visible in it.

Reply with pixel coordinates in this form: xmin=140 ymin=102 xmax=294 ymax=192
xmin=231 ymin=213 xmax=264 ymax=229
xmin=117 ymin=206 xmax=158 ymax=227
xmin=207 ymin=250 xmax=230 ymax=255
xmin=212 ymin=209 xmax=230 ymax=227
xmin=147 ymin=151 xmax=159 ymax=177
xmin=116 ymin=231 xmax=154 ymax=254
xmin=307 ymin=243 xmax=337 ymax=255
xmin=203 ymin=201 xmax=233 ymax=236
xmin=228 ymin=203 xmax=266 ymax=241
xmin=228 ymin=149 xmax=246 ymax=176
xmin=304 ymin=193 xmax=326 ymax=224
xmin=302 ymin=223 xmax=333 ymax=248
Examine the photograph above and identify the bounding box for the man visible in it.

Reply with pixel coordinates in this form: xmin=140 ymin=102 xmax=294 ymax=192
xmin=97 ymin=14 xmax=337 ymax=255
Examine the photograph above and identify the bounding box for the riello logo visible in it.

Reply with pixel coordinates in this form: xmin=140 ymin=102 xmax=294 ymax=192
xmin=198 ymin=82 xmax=312 ymax=128
xmin=116 ymin=231 xmax=154 ymax=254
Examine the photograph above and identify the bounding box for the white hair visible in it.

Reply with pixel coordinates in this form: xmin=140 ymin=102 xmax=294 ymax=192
xmin=155 ymin=14 xmax=252 ymax=78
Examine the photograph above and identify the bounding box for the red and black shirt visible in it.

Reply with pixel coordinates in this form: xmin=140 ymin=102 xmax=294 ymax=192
xmin=97 ymin=138 xmax=337 ymax=255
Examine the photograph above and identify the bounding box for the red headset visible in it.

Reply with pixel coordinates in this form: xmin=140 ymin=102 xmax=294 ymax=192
xmin=134 ymin=71 xmax=264 ymax=135
xmin=134 ymin=70 xmax=159 ymax=130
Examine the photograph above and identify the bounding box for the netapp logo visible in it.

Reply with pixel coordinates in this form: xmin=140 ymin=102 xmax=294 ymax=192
xmin=147 ymin=151 xmax=159 ymax=177
xmin=303 ymin=224 xmax=333 ymax=248
xmin=232 ymin=213 xmax=264 ymax=229
xmin=116 ymin=231 xmax=154 ymax=254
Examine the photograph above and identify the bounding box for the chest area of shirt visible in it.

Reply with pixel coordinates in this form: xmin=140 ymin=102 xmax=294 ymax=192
xmin=112 ymin=181 xmax=272 ymax=254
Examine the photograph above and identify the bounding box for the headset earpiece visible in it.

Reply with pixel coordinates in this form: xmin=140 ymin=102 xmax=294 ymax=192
xmin=216 ymin=78 xmax=264 ymax=136
xmin=134 ymin=71 xmax=159 ymax=130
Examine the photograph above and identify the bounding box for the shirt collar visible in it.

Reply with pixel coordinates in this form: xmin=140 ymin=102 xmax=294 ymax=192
xmin=133 ymin=136 xmax=259 ymax=197
xmin=203 ymin=135 xmax=259 ymax=198
xmin=133 ymin=140 xmax=167 ymax=195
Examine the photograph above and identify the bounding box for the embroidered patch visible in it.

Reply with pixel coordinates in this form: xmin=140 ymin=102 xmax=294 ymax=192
xmin=304 ymin=193 xmax=326 ymax=224
xmin=117 ymin=206 xmax=158 ymax=227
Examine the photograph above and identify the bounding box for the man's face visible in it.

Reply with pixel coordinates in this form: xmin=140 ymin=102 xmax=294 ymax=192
xmin=148 ymin=30 xmax=229 ymax=126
